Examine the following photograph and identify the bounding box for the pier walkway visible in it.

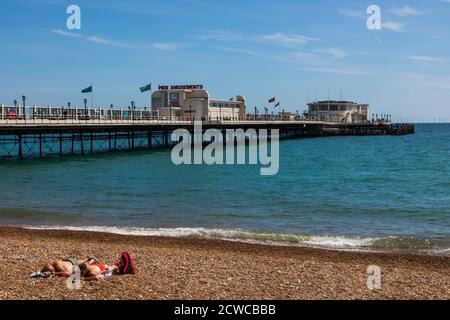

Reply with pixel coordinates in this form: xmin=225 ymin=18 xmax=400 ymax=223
xmin=0 ymin=117 xmax=414 ymax=160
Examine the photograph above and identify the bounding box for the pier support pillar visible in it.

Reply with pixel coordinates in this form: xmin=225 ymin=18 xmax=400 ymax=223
xmin=59 ymin=133 xmax=63 ymax=157
xmin=18 ymin=134 xmax=23 ymax=160
xmin=71 ymin=131 xmax=75 ymax=153
xmin=39 ymin=134 xmax=43 ymax=157
xmin=165 ymin=131 xmax=169 ymax=147
xmin=90 ymin=132 xmax=94 ymax=154
xmin=148 ymin=130 xmax=152 ymax=149
xmin=80 ymin=132 xmax=84 ymax=155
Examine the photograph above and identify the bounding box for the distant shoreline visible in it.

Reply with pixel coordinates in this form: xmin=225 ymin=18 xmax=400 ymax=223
xmin=0 ymin=226 xmax=448 ymax=300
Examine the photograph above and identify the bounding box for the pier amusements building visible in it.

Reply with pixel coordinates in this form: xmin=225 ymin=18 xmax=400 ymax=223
xmin=151 ymin=85 xmax=246 ymax=121
xmin=306 ymin=101 xmax=369 ymax=123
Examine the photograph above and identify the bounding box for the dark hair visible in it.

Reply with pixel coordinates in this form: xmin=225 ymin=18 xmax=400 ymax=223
xmin=78 ymin=263 xmax=88 ymax=275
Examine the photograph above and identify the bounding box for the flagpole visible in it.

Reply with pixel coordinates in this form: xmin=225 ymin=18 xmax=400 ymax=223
xmin=149 ymin=84 xmax=152 ymax=118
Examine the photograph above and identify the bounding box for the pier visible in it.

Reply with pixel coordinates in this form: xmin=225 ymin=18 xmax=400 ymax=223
xmin=0 ymin=111 xmax=414 ymax=160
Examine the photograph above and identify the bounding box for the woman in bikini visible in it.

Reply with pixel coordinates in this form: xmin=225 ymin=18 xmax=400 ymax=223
xmin=79 ymin=262 xmax=118 ymax=281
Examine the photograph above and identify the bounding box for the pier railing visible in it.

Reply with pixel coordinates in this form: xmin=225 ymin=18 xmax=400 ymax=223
xmin=0 ymin=104 xmax=398 ymax=126
xmin=0 ymin=106 xmax=414 ymax=160
xmin=0 ymin=104 xmax=386 ymax=126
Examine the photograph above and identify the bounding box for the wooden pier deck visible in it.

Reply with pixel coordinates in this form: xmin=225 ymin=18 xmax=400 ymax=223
xmin=0 ymin=119 xmax=414 ymax=160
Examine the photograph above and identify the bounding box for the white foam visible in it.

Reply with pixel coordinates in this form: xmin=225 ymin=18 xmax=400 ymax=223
xmin=305 ymin=235 xmax=376 ymax=247
xmin=24 ymin=225 xmax=377 ymax=248
xmin=20 ymin=225 xmax=449 ymax=255
xmin=26 ymin=225 xmax=234 ymax=238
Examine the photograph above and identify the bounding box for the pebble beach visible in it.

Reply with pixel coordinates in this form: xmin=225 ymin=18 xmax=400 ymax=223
xmin=0 ymin=226 xmax=448 ymax=300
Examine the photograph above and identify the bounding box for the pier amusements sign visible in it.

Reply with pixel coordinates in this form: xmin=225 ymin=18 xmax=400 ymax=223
xmin=158 ymin=85 xmax=204 ymax=90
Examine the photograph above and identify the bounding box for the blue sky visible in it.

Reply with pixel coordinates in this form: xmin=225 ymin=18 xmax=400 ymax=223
xmin=0 ymin=0 xmax=449 ymax=122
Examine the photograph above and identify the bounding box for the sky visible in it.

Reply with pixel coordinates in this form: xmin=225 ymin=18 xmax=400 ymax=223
xmin=0 ymin=0 xmax=450 ymax=122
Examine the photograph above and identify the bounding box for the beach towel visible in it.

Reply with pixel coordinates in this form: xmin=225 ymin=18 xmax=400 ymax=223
xmin=29 ymin=271 xmax=53 ymax=279
xmin=98 ymin=269 xmax=113 ymax=281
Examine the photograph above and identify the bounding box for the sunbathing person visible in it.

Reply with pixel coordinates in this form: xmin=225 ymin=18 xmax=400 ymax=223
xmin=33 ymin=257 xmax=98 ymax=278
xmin=30 ymin=252 xmax=134 ymax=280
xmin=79 ymin=262 xmax=116 ymax=281
xmin=79 ymin=252 xmax=135 ymax=281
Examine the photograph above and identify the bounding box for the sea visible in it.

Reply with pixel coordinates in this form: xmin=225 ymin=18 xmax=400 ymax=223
xmin=0 ymin=123 xmax=449 ymax=254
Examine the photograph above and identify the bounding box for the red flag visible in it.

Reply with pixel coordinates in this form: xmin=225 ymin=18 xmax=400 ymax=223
xmin=268 ymin=97 xmax=276 ymax=103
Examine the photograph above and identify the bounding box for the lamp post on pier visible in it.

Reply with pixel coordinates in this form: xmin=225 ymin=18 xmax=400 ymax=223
xmin=83 ymin=98 xmax=88 ymax=118
xmin=131 ymin=101 xmax=135 ymax=121
xmin=22 ymin=95 xmax=26 ymax=123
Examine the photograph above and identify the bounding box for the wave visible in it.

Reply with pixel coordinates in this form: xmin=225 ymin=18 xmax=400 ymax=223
xmin=21 ymin=225 xmax=449 ymax=253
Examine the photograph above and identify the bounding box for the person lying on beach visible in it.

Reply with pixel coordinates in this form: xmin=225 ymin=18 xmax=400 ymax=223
xmin=30 ymin=257 xmax=98 ymax=278
xmin=30 ymin=252 xmax=134 ymax=280
xmin=79 ymin=252 xmax=135 ymax=281
xmin=78 ymin=262 xmax=116 ymax=281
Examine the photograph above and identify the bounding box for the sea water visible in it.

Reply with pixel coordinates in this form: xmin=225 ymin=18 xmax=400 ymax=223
xmin=0 ymin=124 xmax=449 ymax=252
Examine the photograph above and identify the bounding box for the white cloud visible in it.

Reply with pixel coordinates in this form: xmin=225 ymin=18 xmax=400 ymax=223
xmin=191 ymin=30 xmax=243 ymax=41
xmin=259 ymin=33 xmax=320 ymax=46
xmin=193 ymin=30 xmax=321 ymax=48
xmin=300 ymin=67 xmax=374 ymax=75
xmin=52 ymin=29 xmax=180 ymax=51
xmin=215 ymin=46 xmax=268 ymax=59
xmin=406 ymin=74 xmax=450 ymax=90
xmin=390 ymin=6 xmax=426 ymax=17
xmin=314 ymin=48 xmax=348 ymax=59
xmin=406 ymin=56 xmax=444 ymax=63
xmin=382 ymin=22 xmax=405 ymax=32
xmin=339 ymin=8 xmax=366 ymax=19
xmin=288 ymin=52 xmax=318 ymax=60
xmin=52 ymin=29 xmax=130 ymax=47
xmin=148 ymin=42 xmax=179 ymax=51
xmin=51 ymin=29 xmax=83 ymax=38
xmin=86 ymin=36 xmax=129 ymax=47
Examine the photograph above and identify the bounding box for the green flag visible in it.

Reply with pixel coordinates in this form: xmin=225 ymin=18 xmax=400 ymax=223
xmin=140 ymin=83 xmax=152 ymax=93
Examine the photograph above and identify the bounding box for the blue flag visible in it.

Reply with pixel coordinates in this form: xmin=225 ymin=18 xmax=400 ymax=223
xmin=81 ymin=86 xmax=93 ymax=93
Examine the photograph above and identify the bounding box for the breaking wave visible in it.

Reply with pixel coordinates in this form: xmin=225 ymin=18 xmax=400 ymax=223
xmin=22 ymin=225 xmax=449 ymax=254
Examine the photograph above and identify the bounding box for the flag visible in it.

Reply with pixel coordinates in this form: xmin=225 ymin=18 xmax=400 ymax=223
xmin=140 ymin=83 xmax=152 ymax=93
xmin=275 ymin=102 xmax=280 ymax=107
xmin=268 ymin=97 xmax=276 ymax=103
xmin=81 ymin=86 xmax=93 ymax=93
